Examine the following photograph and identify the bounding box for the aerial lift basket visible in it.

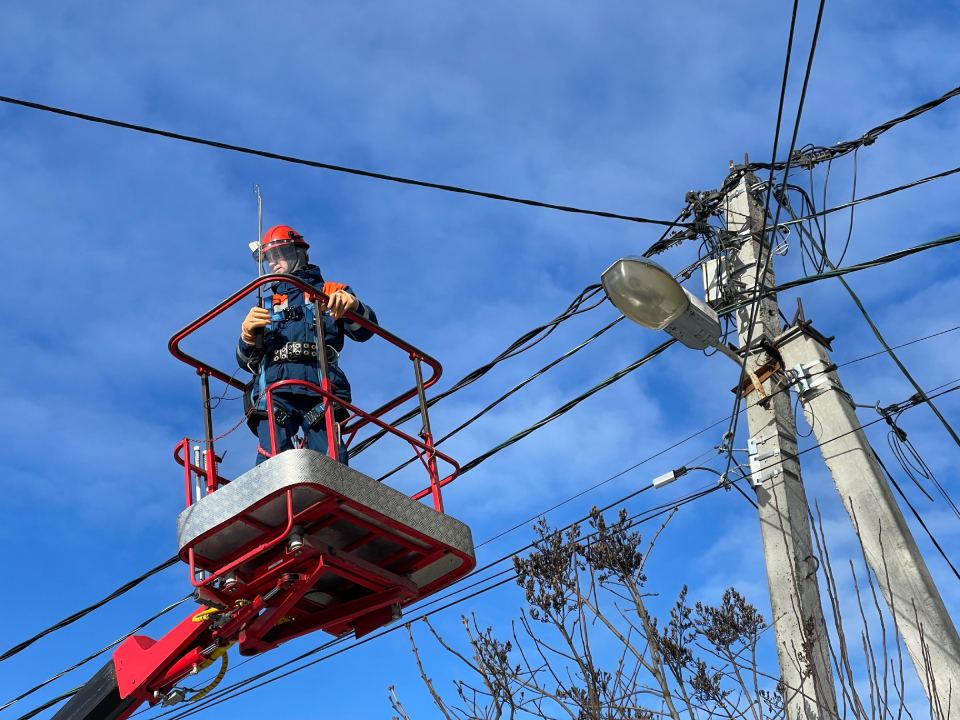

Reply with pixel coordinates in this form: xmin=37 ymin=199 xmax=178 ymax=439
xmin=54 ymin=274 xmax=474 ymax=720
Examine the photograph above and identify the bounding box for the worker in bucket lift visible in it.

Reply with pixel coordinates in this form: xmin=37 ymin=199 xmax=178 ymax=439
xmin=238 ymin=225 xmax=378 ymax=466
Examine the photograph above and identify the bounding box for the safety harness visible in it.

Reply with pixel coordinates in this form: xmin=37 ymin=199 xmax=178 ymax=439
xmin=243 ymin=282 xmax=350 ymax=435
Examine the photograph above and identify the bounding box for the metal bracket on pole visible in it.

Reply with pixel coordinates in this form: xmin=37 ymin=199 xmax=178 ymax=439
xmin=747 ymin=434 xmax=781 ymax=488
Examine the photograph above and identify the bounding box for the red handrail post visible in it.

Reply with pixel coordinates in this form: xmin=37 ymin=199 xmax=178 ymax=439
xmin=265 ymin=387 xmax=278 ymax=458
xmin=322 ymin=379 xmax=338 ymax=461
xmin=178 ymin=439 xmax=193 ymax=507
xmin=412 ymin=356 xmax=444 ymax=513
xmin=422 ymin=432 xmax=444 ymax=513
xmin=313 ymin=298 xmax=340 ymax=462
xmin=199 ymin=371 xmax=218 ymax=493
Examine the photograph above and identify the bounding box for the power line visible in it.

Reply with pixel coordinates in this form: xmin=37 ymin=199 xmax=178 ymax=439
xmin=768 ymin=181 xmax=960 ymax=454
xmin=647 ymin=82 xmax=960 ymax=261
xmin=15 ymin=686 xmax=81 ymax=720
xmin=875 ymin=452 xmax=960 ymax=582
xmin=15 ymin=242 xmax=960 ymax=705
xmin=833 ymin=272 xmax=960 ymax=452
xmin=0 ymin=95 xmax=685 ymax=229
xmin=350 ymin=284 xmax=608 ymax=459
xmin=757 ymin=0 xmax=800 ymax=253
xmin=719 ymin=231 xmax=960 ymax=314
xmin=0 ymin=596 xmax=191 ymax=713
xmin=156 ymin=379 xmax=950 ymax=720
xmin=376 ymin=267 xmax=697 ymax=483
xmin=746 ymin=83 xmax=960 ymax=172
xmin=152 ymin=376 xmax=955 ymax=719
xmin=11 ymin=281 xmax=957 ymax=682
xmin=489 ymin=325 xmax=960 ymax=558
xmin=476 ymin=443 xmax=724 ymax=550
xmin=0 ymin=555 xmax=179 ymax=664
xmin=776 ymin=163 xmax=960 ymax=232
xmin=838 ymin=323 xmax=960 ymax=368
xmin=38 ymin=406 xmax=872 ymax=720
xmin=11 ymin=281 xmax=958 ymax=693
xmin=883 ymin=409 xmax=960 ymax=520
xmin=378 ymin=315 xmax=625 ymax=482
xmin=456 ymin=339 xmax=676 ymax=476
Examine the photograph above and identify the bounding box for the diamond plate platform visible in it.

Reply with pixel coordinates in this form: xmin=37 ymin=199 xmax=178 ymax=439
xmin=177 ymin=449 xmax=475 ymax=593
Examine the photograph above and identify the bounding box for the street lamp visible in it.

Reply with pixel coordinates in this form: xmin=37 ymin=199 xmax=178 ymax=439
xmin=601 ymin=255 xmax=761 ymax=376
xmin=601 ymin=256 xmax=723 ymax=351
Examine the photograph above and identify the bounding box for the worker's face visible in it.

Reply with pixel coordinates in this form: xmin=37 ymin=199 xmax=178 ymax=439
xmin=268 ymin=256 xmax=290 ymax=273
xmin=264 ymin=244 xmax=298 ymax=274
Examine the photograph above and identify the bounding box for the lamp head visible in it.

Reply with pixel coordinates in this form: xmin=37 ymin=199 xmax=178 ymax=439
xmin=600 ymin=256 xmax=690 ymax=331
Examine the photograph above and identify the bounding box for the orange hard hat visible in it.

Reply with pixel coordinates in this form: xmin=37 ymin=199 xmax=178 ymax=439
xmin=261 ymin=225 xmax=309 ymax=254
xmin=251 ymin=225 xmax=310 ymax=273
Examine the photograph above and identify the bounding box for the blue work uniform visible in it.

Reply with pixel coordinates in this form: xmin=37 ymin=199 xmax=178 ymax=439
xmin=236 ymin=265 xmax=377 ymax=466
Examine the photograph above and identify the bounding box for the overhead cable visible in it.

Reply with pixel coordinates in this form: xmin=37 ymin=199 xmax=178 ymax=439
xmin=829 ymin=275 xmax=960 ymax=452
xmin=22 ymin=329 xmax=960 ymax=716
xmin=0 ymin=555 xmax=179 ymax=664
xmin=12 ymin=249 xmax=956 ymax=682
xmin=456 ymin=339 xmax=676 ymax=476
xmin=350 ymin=284 xmax=607 ymax=459
xmin=838 ymin=323 xmax=960 ymax=368
xmin=165 ymin=333 xmax=960 ymax=713
xmin=14 ymin=687 xmax=81 ymax=720
xmin=0 ymin=95 xmax=685 ymax=229
xmin=771 ymin=182 xmax=960 ymax=453
xmin=875 ymin=453 xmax=960 ymax=582
xmin=377 ymin=315 xmax=625 ymax=482
xmin=747 ymin=83 xmax=960 ymax=172
xmin=883 ymin=410 xmax=960 ymax=521
xmin=0 ymin=596 xmax=191 ymax=713
xmin=720 ymin=231 xmax=960 ymax=313
xmin=776 ymin=163 xmax=960 ymax=232
xmin=646 ymin=97 xmax=960 ymax=260
xmin=757 ymin=0 xmax=800 ymax=252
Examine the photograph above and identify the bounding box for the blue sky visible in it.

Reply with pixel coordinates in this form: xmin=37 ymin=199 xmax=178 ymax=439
xmin=2 ymin=1 xmax=960 ymax=717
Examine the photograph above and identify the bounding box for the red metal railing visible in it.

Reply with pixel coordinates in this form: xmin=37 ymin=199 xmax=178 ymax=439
xmin=169 ymin=274 xmax=458 ymax=512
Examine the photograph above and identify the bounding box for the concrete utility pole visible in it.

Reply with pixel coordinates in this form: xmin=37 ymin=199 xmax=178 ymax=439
xmin=722 ymin=172 xmax=839 ymax=720
xmin=777 ymin=325 xmax=960 ymax=711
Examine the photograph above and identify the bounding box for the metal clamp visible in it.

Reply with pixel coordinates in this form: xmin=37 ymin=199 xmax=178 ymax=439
xmin=789 ymin=361 xmax=831 ymax=397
